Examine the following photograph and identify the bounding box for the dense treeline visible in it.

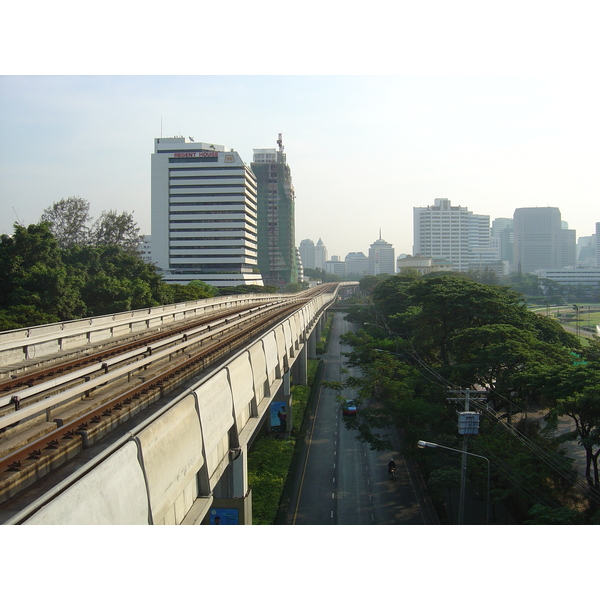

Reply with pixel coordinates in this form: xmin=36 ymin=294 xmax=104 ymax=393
xmin=0 ymin=222 xmax=206 ymax=330
xmin=335 ymin=272 xmax=600 ymax=524
xmin=0 ymin=197 xmax=278 ymax=331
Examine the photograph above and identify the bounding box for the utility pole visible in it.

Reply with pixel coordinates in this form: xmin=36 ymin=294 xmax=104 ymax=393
xmin=446 ymin=389 xmax=487 ymax=525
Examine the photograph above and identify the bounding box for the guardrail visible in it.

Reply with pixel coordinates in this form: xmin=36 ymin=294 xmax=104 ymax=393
xmin=0 ymin=293 xmax=287 ymax=370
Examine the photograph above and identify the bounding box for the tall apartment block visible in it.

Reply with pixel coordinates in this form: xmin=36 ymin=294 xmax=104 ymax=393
xmin=151 ymin=137 xmax=264 ymax=287
xmin=513 ymin=207 xmax=576 ymax=273
xmin=368 ymin=234 xmax=395 ymax=275
xmin=413 ymin=198 xmax=495 ymax=272
xmin=251 ymin=135 xmax=298 ymax=287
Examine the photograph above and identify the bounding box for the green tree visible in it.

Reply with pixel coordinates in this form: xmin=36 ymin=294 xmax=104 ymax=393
xmin=64 ymin=245 xmax=165 ymax=316
xmin=187 ymin=279 xmax=219 ymax=298
xmin=0 ymin=223 xmax=85 ymax=324
xmin=394 ymin=276 xmax=526 ymax=364
xmin=545 ymin=375 xmax=600 ymax=490
xmin=90 ymin=210 xmax=142 ymax=255
xmin=40 ymin=196 xmax=92 ymax=248
xmin=449 ymin=324 xmax=573 ymax=413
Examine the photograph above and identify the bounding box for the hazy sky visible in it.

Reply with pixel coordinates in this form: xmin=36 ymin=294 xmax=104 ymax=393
xmin=2 ymin=0 xmax=593 ymax=567
xmin=2 ymin=4 xmax=599 ymax=262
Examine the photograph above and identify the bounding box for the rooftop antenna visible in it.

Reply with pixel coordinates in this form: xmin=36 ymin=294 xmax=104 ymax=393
xmin=277 ymin=133 xmax=284 ymax=152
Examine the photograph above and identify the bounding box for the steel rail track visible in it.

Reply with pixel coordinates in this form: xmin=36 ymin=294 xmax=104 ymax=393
xmin=0 ymin=300 xmax=299 ymax=415
xmin=0 ymin=300 xmax=308 ymax=504
xmin=0 ymin=297 xmax=308 ymax=431
xmin=0 ymin=284 xmax=340 ymax=506
xmin=0 ymin=301 xmax=278 ymax=397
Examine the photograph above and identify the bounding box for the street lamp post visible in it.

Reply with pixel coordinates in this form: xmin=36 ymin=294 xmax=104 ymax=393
xmin=418 ymin=440 xmax=491 ymax=525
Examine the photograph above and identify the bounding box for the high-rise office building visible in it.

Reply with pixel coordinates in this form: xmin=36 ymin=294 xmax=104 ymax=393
xmin=325 ymin=256 xmax=346 ymax=277
xmin=413 ymin=198 xmax=494 ymax=272
xmin=368 ymin=234 xmax=395 ymax=275
xmin=491 ymin=218 xmax=514 ymax=265
xmin=151 ymin=137 xmax=263 ymax=287
xmin=314 ymin=238 xmax=327 ymax=271
xmin=251 ymin=135 xmax=298 ymax=287
xmin=345 ymin=252 xmax=369 ymax=278
xmin=299 ymin=239 xmax=315 ymax=270
xmin=513 ymin=207 xmax=576 ymax=273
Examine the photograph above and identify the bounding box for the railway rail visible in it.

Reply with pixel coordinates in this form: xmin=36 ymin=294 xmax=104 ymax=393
xmin=0 ymin=286 xmax=338 ymax=504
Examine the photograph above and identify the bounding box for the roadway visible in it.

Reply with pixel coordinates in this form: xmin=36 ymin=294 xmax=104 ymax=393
xmin=287 ymin=311 xmax=427 ymax=525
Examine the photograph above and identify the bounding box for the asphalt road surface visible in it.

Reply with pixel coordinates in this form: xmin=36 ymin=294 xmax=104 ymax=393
xmin=287 ymin=311 xmax=426 ymax=525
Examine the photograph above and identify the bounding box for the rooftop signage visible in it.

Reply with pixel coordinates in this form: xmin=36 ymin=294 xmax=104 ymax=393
xmin=173 ymin=151 xmax=219 ymax=158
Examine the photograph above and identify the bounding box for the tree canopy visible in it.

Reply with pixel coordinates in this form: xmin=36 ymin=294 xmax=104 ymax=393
xmin=339 ymin=272 xmax=599 ymax=523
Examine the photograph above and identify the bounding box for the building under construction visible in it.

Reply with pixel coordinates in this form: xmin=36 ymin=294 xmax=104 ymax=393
xmin=251 ymin=135 xmax=299 ymax=287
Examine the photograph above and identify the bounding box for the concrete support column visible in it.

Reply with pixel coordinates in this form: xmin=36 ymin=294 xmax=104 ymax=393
xmin=268 ymin=372 xmax=292 ymax=435
xmin=308 ymin=329 xmax=317 ymax=359
xmin=231 ymin=446 xmax=248 ymax=499
xmin=292 ymin=343 xmax=308 ymax=386
xmin=315 ymin=317 xmax=322 ymax=343
xmin=282 ymin=370 xmax=292 ymax=434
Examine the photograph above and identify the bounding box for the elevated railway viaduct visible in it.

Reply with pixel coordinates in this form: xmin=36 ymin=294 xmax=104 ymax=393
xmin=0 ymin=283 xmax=357 ymax=524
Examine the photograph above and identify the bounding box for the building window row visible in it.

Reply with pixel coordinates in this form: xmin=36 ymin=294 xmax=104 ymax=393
xmin=169 ymin=175 xmax=246 ymax=180
xmin=168 ymin=157 xmax=219 ymax=163
xmin=169 ymin=184 xmax=247 ymax=189
xmin=170 ymin=227 xmax=257 ymax=233
xmin=169 ymin=192 xmax=254 ymax=198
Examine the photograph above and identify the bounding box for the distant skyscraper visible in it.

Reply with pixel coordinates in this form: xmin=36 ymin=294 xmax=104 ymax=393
xmin=577 ymin=235 xmax=596 ymax=267
xmin=513 ymin=207 xmax=576 ymax=273
xmin=413 ymin=198 xmax=500 ymax=271
xmin=151 ymin=137 xmax=263 ymax=287
xmin=491 ymin=218 xmax=514 ymax=265
xmin=314 ymin=238 xmax=327 ymax=270
xmin=325 ymin=256 xmax=346 ymax=277
xmin=251 ymin=135 xmax=298 ymax=287
xmin=596 ymin=223 xmax=600 ymax=267
xmin=345 ymin=251 xmax=369 ymax=278
xmin=299 ymin=239 xmax=315 ymax=270
xmin=413 ymin=198 xmax=494 ymax=272
xmin=368 ymin=233 xmax=395 ymax=275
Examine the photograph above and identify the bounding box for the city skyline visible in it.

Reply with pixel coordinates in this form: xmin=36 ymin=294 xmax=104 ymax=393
xmin=2 ymin=73 xmax=599 ymax=262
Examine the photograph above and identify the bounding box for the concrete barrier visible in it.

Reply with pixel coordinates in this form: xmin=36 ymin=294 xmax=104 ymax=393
xmin=6 ymin=286 xmax=348 ymax=524
xmin=24 ymin=442 xmax=149 ymax=525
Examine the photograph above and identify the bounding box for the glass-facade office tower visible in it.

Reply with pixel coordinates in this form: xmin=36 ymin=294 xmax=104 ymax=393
xmin=151 ymin=137 xmax=264 ymax=287
xmin=513 ymin=207 xmax=576 ymax=273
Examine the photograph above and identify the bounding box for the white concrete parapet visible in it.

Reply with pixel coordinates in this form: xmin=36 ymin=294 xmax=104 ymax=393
xmin=0 ymin=294 xmax=286 ymax=370
xmin=10 ymin=286 xmax=340 ymax=525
